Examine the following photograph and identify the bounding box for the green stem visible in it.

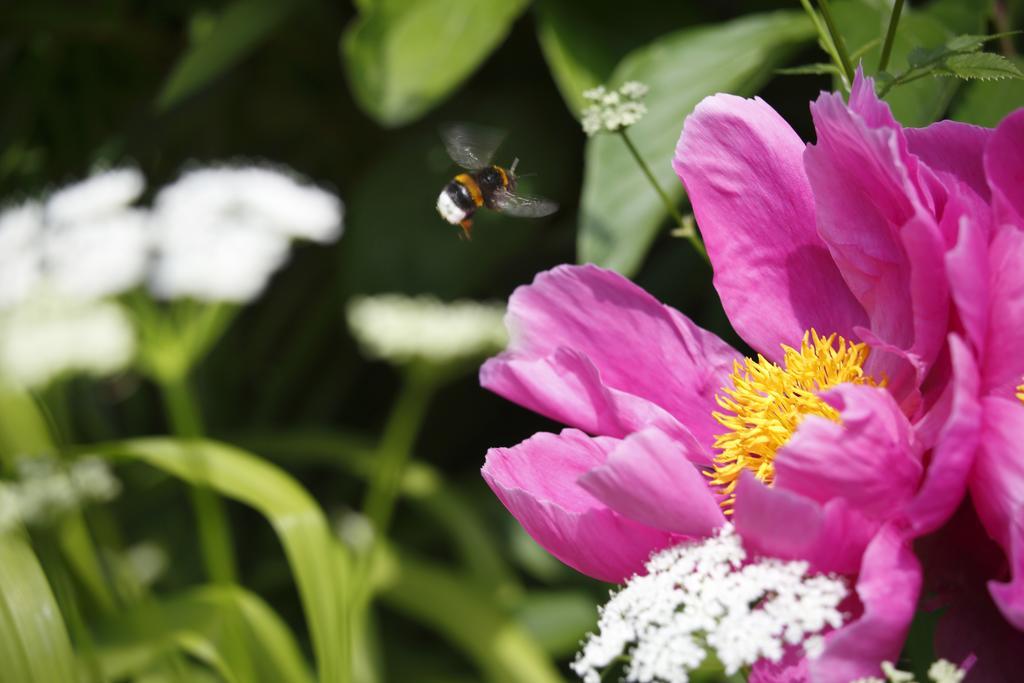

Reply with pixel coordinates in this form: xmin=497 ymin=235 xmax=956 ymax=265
xmin=618 ymin=129 xmax=709 ymax=264
xmin=157 ymin=374 xmax=237 ymax=584
xmin=877 ymin=0 xmax=904 ymax=72
xmin=362 ymin=368 xmax=436 ymax=534
xmin=817 ymin=0 xmax=855 ymax=84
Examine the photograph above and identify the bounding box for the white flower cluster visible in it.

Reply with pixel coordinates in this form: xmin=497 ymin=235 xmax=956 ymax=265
xmin=0 ymin=456 xmax=121 ymax=532
xmin=0 ymin=164 xmax=343 ymax=387
xmin=150 ymin=166 xmax=343 ymax=302
xmin=852 ymin=659 xmax=968 ymax=683
xmin=581 ymin=81 xmax=650 ymax=136
xmin=0 ymin=287 xmax=136 ymax=388
xmin=572 ymin=525 xmax=848 ymax=683
xmin=346 ymin=294 xmax=507 ymax=366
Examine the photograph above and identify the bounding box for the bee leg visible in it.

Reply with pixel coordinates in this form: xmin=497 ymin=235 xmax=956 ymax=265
xmin=459 ymin=219 xmax=473 ymax=241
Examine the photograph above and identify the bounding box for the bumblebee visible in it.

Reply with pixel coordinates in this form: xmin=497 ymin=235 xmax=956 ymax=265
xmin=436 ymin=123 xmax=558 ymax=239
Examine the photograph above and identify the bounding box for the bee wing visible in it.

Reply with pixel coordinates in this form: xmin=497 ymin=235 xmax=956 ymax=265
xmin=491 ymin=190 xmax=559 ymax=219
xmin=440 ymin=122 xmax=506 ymax=170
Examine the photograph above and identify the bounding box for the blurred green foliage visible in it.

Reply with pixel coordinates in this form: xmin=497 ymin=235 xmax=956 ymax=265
xmin=0 ymin=0 xmax=1021 ymax=681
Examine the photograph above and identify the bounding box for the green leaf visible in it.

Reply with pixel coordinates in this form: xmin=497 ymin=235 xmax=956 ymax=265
xmin=0 ymin=530 xmax=77 ymax=683
xmin=776 ymin=62 xmax=842 ymax=76
xmin=534 ymin=0 xmax=703 ymax=116
xmin=238 ymin=430 xmax=521 ymax=598
xmin=157 ymin=0 xmax=298 ymax=111
xmin=94 ymin=438 xmax=349 ymax=683
xmin=577 ymin=11 xmax=815 ymax=276
xmin=375 ymin=548 xmax=562 ymax=683
xmin=341 ymin=0 xmax=530 ymax=127
xmin=831 ymin=0 xmax=988 ymax=125
xmin=0 ymin=387 xmax=56 ymax=467
xmin=951 ymin=56 xmax=1024 ymax=125
xmin=94 ymin=585 xmax=313 ymax=683
xmin=939 ymin=51 xmax=1024 ymax=80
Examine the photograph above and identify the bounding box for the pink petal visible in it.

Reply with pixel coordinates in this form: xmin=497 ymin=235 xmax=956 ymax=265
xmin=480 ymin=347 xmax=691 ymax=444
xmin=579 ymin=427 xmax=725 ymax=537
xmin=972 ymin=396 xmax=1024 ymax=553
xmin=482 ymin=264 xmax=741 ymax=449
xmin=985 ymin=108 xmax=1024 ymax=227
xmin=981 ymin=225 xmax=1024 ymax=397
xmin=810 ymin=524 xmax=922 ymax=683
xmin=903 ymin=335 xmax=981 ymax=536
xmin=773 ymin=384 xmax=922 ymax=519
xmin=749 ymin=647 xmax=808 ymax=683
xmin=674 ymin=94 xmax=867 ymax=361
xmin=481 ymin=428 xmax=674 ymax=582
xmin=946 ymin=214 xmax=990 ymax=355
xmin=806 ymin=81 xmax=948 ymax=380
xmin=733 ymin=472 xmax=877 ymax=575
xmin=905 ymin=120 xmax=994 ymax=202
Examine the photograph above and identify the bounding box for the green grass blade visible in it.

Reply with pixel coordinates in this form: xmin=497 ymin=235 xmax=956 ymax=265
xmin=94 ymin=438 xmax=349 ymax=683
xmin=0 ymin=530 xmax=77 ymax=683
xmin=94 ymin=585 xmax=314 ymax=683
xmin=375 ymin=548 xmax=562 ymax=683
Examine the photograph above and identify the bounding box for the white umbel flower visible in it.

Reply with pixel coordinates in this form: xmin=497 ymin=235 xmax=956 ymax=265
xmin=150 ymin=217 xmax=290 ymax=302
xmin=581 ymin=81 xmax=650 ymax=136
xmin=572 ymin=525 xmax=848 ymax=683
xmin=43 ymin=168 xmax=150 ymax=300
xmin=0 ymin=202 xmax=44 ymax=309
xmin=347 ymin=295 xmax=507 ymax=365
xmin=0 ymin=456 xmax=121 ymax=533
xmin=150 ymin=165 xmax=343 ymax=302
xmin=0 ymin=287 xmax=136 ymax=388
xmin=44 ymin=208 xmax=150 ymax=300
xmin=45 ymin=168 xmax=144 ymax=224
xmin=155 ymin=166 xmax=342 ymax=243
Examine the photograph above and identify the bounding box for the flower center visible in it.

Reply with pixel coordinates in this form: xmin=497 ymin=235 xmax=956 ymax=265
xmin=1017 ymin=381 xmax=1024 ymax=405
xmin=707 ymin=330 xmax=877 ymax=512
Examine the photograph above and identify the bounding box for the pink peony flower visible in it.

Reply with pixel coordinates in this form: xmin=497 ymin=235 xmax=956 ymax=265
xmin=481 ymin=71 xmax=1007 ymax=681
xmin=932 ymin=106 xmax=1024 ymax=680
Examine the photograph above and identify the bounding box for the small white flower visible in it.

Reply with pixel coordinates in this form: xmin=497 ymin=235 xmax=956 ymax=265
xmin=0 ymin=202 xmax=44 ymax=310
xmin=0 ymin=287 xmax=136 ymax=388
xmin=882 ymin=662 xmax=916 ymax=683
xmin=620 ymin=81 xmax=650 ymax=99
xmin=927 ymin=659 xmax=967 ymax=683
xmin=45 ymin=168 xmax=144 ymax=224
xmin=334 ymin=509 xmax=375 ymax=552
xmin=579 ymin=81 xmax=651 ymax=137
xmin=1 ymin=456 xmax=121 ymax=529
xmin=69 ymin=456 xmax=122 ymax=502
xmin=124 ymin=542 xmax=168 ymax=587
xmin=347 ymin=294 xmax=507 ymax=365
xmin=572 ymin=525 xmax=848 ymax=683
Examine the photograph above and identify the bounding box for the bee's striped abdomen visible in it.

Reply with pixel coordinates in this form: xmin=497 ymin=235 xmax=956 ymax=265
xmin=454 ymin=173 xmax=485 ymax=208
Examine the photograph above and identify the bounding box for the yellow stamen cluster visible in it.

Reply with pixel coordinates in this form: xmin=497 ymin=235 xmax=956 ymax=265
xmin=1016 ymin=380 xmax=1024 ymax=405
xmin=708 ymin=330 xmax=877 ymax=512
